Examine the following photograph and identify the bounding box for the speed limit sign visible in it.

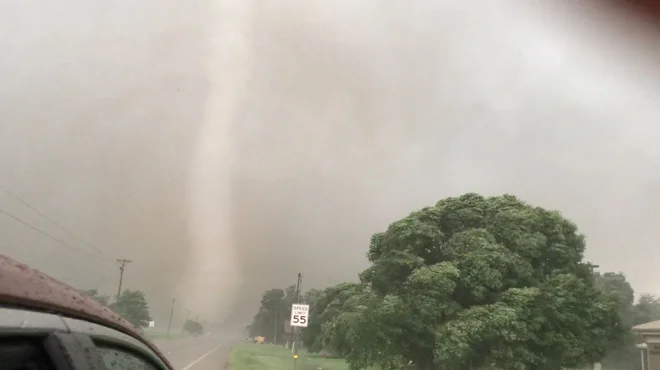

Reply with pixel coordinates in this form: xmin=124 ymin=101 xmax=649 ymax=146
xmin=290 ymin=303 xmax=309 ymax=327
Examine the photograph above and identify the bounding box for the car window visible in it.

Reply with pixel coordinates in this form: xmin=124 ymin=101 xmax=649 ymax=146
xmin=0 ymin=337 xmax=55 ymax=370
xmin=97 ymin=345 xmax=161 ymax=370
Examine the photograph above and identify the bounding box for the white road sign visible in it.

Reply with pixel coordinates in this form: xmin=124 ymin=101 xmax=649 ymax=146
xmin=290 ymin=303 xmax=309 ymax=327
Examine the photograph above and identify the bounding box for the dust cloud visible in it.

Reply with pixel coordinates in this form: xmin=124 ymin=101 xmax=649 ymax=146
xmin=0 ymin=0 xmax=659 ymax=327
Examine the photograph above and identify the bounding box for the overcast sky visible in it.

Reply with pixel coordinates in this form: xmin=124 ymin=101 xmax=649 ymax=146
xmin=0 ymin=0 xmax=659 ymax=327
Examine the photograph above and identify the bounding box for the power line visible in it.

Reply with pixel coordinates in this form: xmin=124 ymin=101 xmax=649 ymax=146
xmin=0 ymin=184 xmax=113 ymax=259
xmin=0 ymin=205 xmax=114 ymax=262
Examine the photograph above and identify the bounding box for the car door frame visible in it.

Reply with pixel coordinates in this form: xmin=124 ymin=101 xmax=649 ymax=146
xmin=61 ymin=316 xmax=171 ymax=369
xmin=0 ymin=306 xmax=171 ymax=370
xmin=0 ymin=306 xmax=104 ymax=370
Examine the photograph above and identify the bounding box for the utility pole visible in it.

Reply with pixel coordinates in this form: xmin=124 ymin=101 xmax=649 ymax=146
xmin=293 ymin=272 xmax=302 ymax=370
xmin=181 ymin=310 xmax=190 ymax=335
xmin=587 ymin=263 xmax=600 ymax=370
xmin=116 ymin=258 xmax=132 ymax=298
xmin=296 ymin=273 xmax=302 ymax=303
xmin=166 ymin=298 xmax=176 ymax=339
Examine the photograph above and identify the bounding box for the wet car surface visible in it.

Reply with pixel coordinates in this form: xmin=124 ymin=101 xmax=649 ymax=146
xmin=0 ymin=254 xmax=174 ymax=369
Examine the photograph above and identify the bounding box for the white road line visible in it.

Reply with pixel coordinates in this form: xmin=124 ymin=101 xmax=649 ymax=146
xmin=180 ymin=343 xmax=224 ymax=370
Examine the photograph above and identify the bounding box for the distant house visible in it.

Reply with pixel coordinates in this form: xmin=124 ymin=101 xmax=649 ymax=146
xmin=631 ymin=320 xmax=660 ymax=370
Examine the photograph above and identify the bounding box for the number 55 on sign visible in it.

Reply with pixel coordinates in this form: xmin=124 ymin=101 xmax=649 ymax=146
xmin=290 ymin=304 xmax=309 ymax=327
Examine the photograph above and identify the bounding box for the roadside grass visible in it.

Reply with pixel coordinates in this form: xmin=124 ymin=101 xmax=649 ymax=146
xmin=228 ymin=345 xmax=602 ymax=370
xmin=304 ymin=351 xmax=353 ymax=370
xmin=229 ymin=343 xmax=351 ymax=370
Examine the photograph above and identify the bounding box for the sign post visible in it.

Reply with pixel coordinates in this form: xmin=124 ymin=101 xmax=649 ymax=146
xmin=290 ymin=303 xmax=309 ymax=370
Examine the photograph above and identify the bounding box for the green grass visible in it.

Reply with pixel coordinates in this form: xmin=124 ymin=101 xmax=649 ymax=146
xmin=304 ymin=351 xmax=353 ymax=370
xmin=229 ymin=343 xmax=350 ymax=370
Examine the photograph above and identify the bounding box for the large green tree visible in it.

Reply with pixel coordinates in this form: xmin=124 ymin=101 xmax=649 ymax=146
xmin=303 ymin=288 xmax=322 ymax=308
xmin=320 ymin=193 xmax=623 ymax=370
xmin=109 ymin=289 xmax=152 ymax=328
xmin=304 ymin=283 xmax=365 ymax=353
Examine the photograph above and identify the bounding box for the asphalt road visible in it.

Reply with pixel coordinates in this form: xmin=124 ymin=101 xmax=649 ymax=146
xmin=153 ymin=335 xmax=232 ymax=370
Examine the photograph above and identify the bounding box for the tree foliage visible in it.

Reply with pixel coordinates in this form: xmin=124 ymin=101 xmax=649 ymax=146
xmin=248 ymin=286 xmax=300 ymax=343
xmin=247 ymin=193 xmax=659 ymax=370
xmin=184 ymin=319 xmax=204 ymax=335
xmin=79 ymin=289 xmax=110 ymax=306
xmin=595 ymin=272 xmax=660 ymax=370
xmin=80 ymin=288 xmax=153 ymax=330
xmin=109 ymin=289 xmax=152 ymax=328
xmin=633 ymin=294 xmax=660 ymax=326
xmin=309 ymin=193 xmax=622 ymax=370
xmin=305 ymin=282 xmax=367 ymax=354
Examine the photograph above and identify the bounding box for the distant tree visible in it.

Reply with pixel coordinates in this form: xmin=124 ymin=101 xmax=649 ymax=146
xmin=595 ymin=273 xmax=660 ymax=370
xmin=595 ymin=272 xmax=635 ymax=321
xmin=109 ymin=289 xmax=152 ymax=328
xmin=247 ymin=284 xmax=316 ymax=344
xmin=595 ymin=272 xmax=639 ymax=370
xmin=300 ymin=287 xmax=323 ymax=348
xmin=183 ymin=319 xmax=204 ymax=335
xmin=303 ymin=288 xmax=322 ymax=307
xmin=633 ymin=294 xmax=660 ymax=325
xmin=194 ymin=321 xmax=204 ymax=335
xmin=79 ymin=289 xmax=110 ymax=306
xmin=283 ymin=284 xmax=297 ymax=310
xmin=250 ymin=286 xmax=327 ymax=346
xmin=248 ymin=310 xmax=270 ymax=338
xmin=261 ymin=288 xmax=286 ymax=313
xmin=249 ymin=288 xmax=287 ymax=342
